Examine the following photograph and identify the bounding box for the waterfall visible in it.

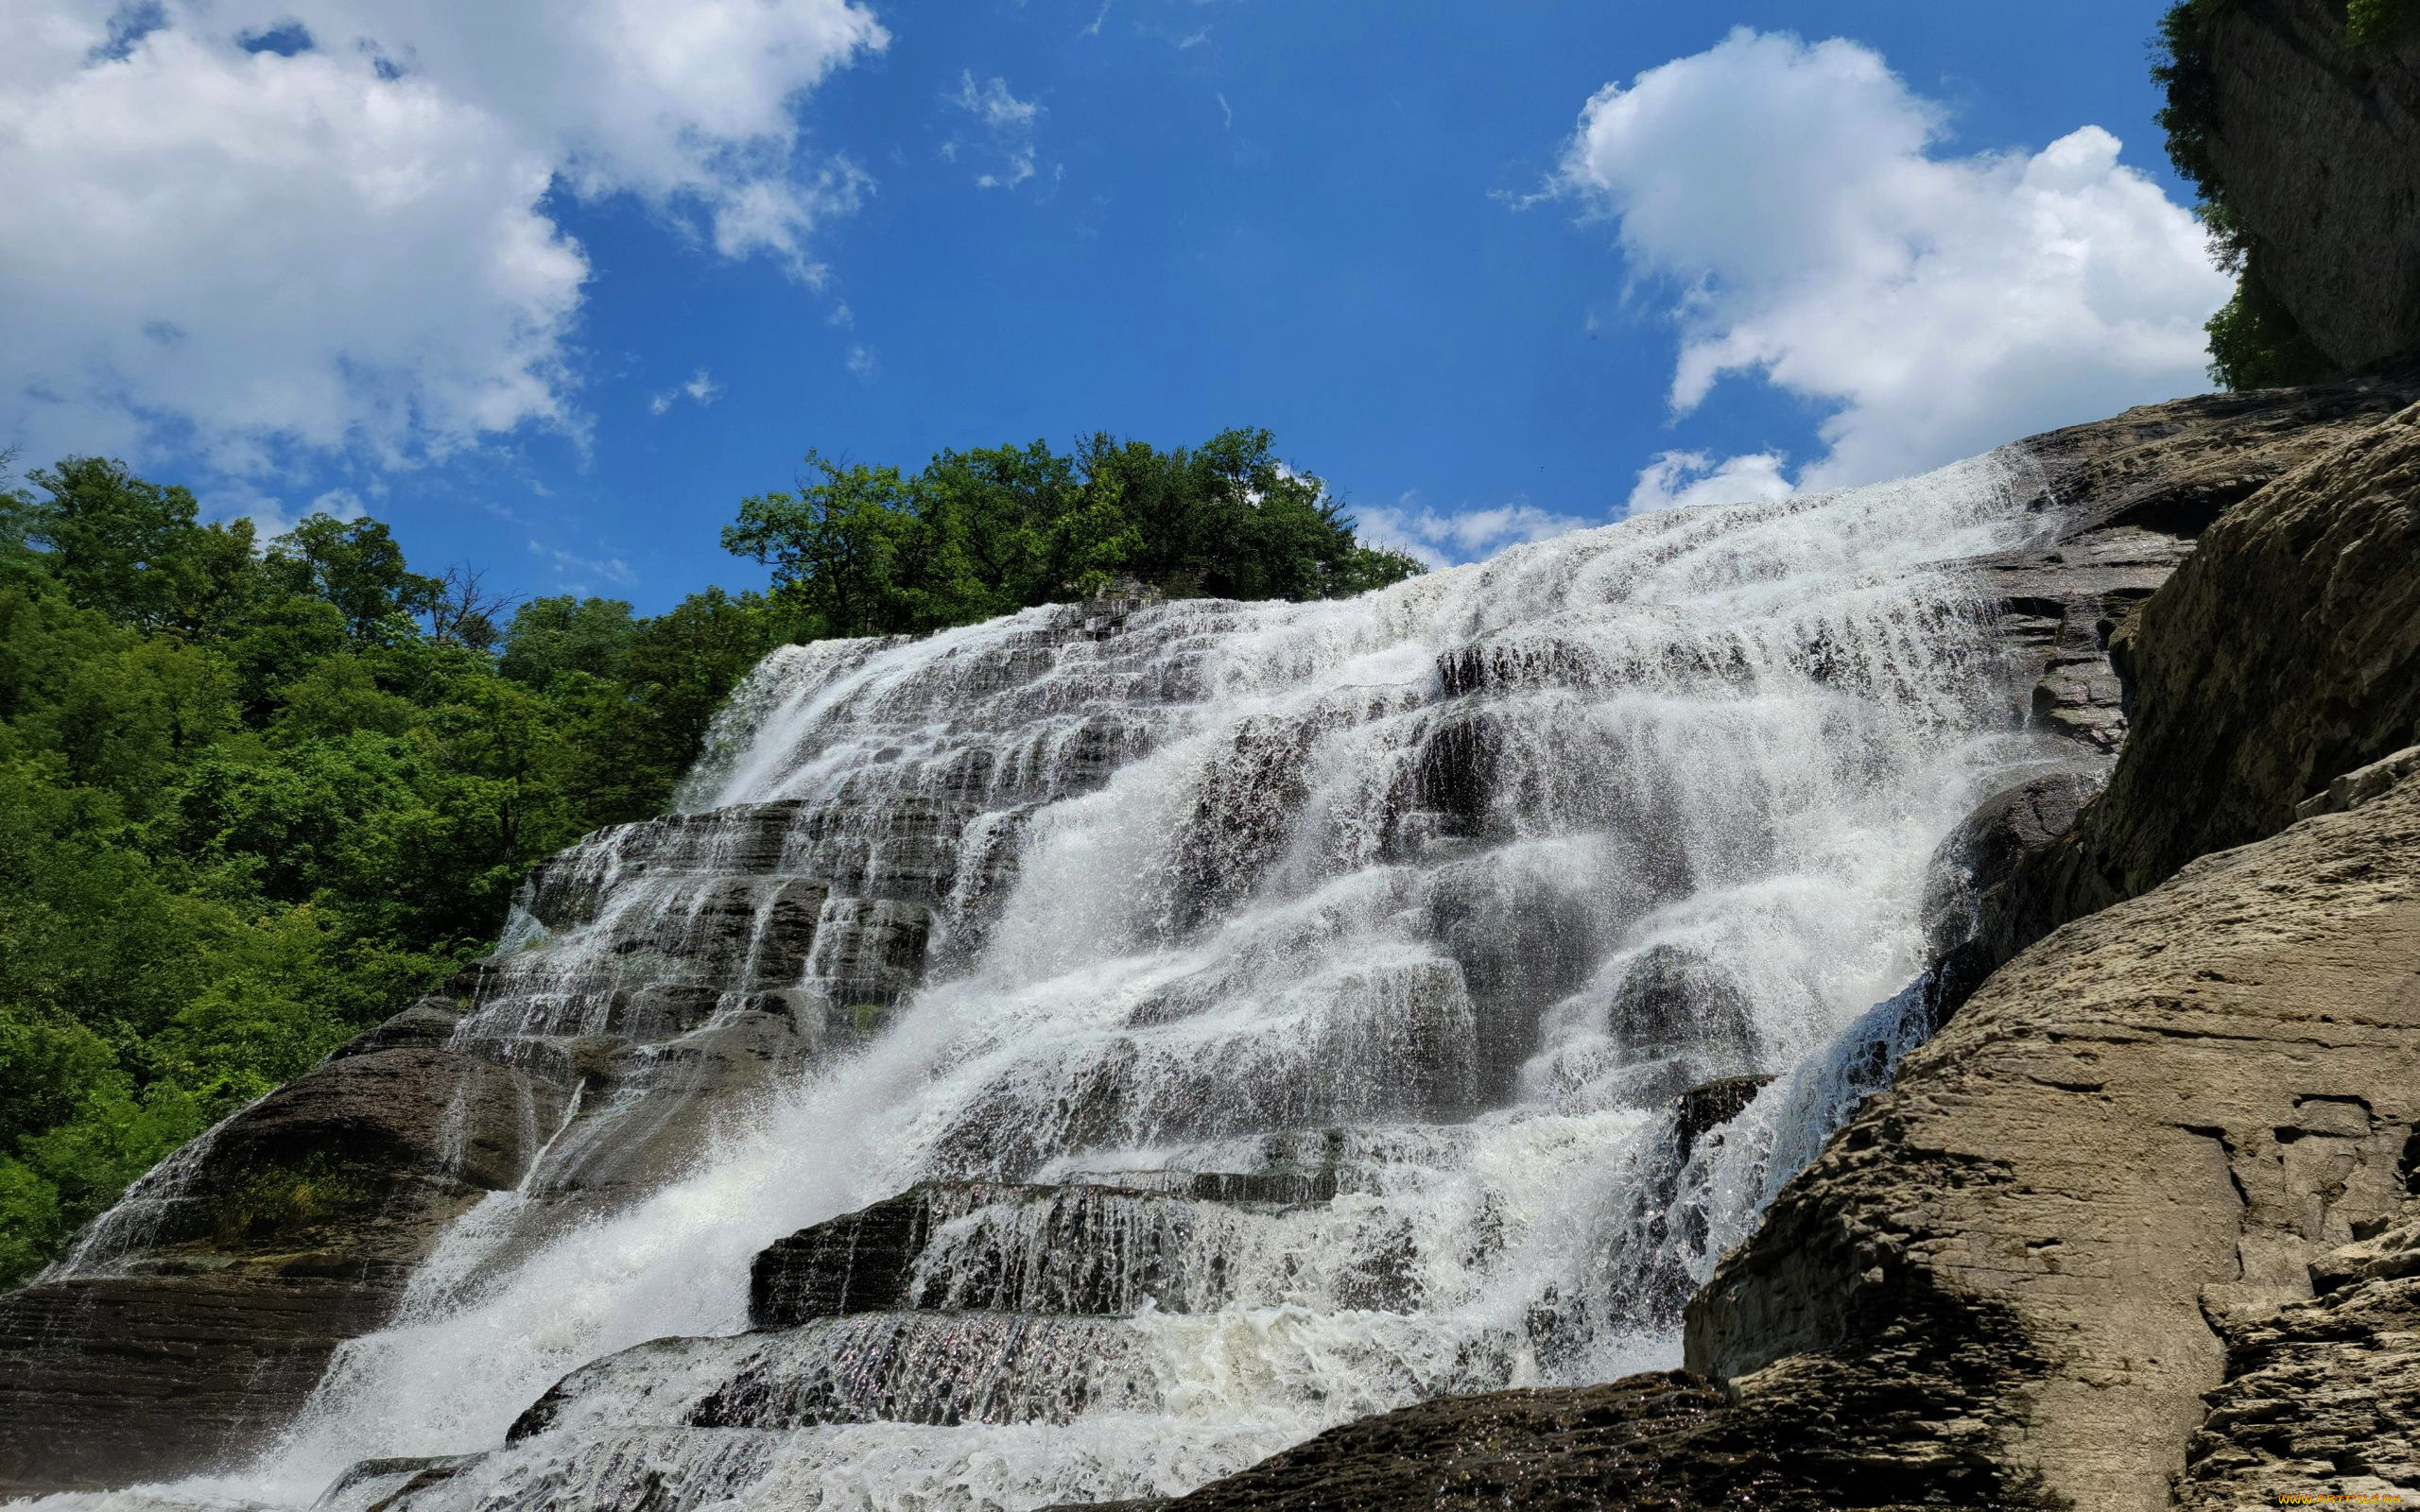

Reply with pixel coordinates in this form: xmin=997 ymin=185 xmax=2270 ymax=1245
xmin=26 ymin=451 xmax=2077 ymax=1512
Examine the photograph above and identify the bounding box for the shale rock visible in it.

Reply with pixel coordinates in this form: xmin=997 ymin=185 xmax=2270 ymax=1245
xmin=0 ymin=998 xmax=567 ymax=1493
xmin=2179 ymin=1216 xmax=2420 ymax=1507
xmin=1990 ymin=371 xmax=2420 ymax=753
xmin=2002 ymin=398 xmax=2420 ymax=948
xmin=1920 ymin=768 xmax=2100 ymax=1020
xmin=1685 ymin=771 xmax=2420 ymax=1511
xmin=1155 ymin=1369 xmax=2001 ymax=1512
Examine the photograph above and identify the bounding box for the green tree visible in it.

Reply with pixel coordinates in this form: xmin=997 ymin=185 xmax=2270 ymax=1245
xmin=2152 ymin=0 xmax=2342 ymax=388
xmin=267 ymin=514 xmax=441 ymax=644
xmin=7 ymin=458 xmax=204 ymax=629
xmin=498 ymin=595 xmax=639 ymax=688
xmin=723 ymin=453 xmax=916 ymax=637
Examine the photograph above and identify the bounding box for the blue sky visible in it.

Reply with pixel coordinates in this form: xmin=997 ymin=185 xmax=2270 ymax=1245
xmin=1 ymin=1 xmax=2227 ymax=611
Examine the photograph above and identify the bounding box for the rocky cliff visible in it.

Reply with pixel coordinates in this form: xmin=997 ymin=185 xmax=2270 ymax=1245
xmin=1994 ymin=393 xmax=2420 ymax=949
xmin=2199 ymin=0 xmax=2420 ymax=372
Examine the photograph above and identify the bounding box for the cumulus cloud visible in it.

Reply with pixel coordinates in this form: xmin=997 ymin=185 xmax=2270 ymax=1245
xmin=0 ymin=0 xmax=885 ymax=473
xmin=648 ymin=369 xmax=725 ymax=417
xmin=1354 ymin=497 xmax=1593 ymax=569
xmin=1556 ymin=28 xmax=2230 ymax=490
xmin=947 ymin=70 xmax=1044 ymax=189
xmin=1625 ymin=450 xmax=1794 ymax=515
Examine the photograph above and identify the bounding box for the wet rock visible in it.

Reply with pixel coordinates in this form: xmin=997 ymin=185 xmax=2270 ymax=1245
xmin=1169 ymin=712 xmax=1321 ymax=927
xmin=0 ymin=1272 xmax=421 ymax=1496
xmin=1672 ymin=1074 xmax=1772 ymax=1167
xmin=1683 ymin=771 xmax=2420 ymax=1510
xmin=752 ymin=1178 xmax=1365 ymax=1326
xmin=511 ymin=1313 xmax=1160 ymax=1439
xmin=0 ymin=1045 xmax=570 ymax=1493
xmin=804 ymin=897 xmax=930 ymax=1009
xmin=317 ymin=1454 xmax=484 ymax=1512
xmin=1425 ymin=859 xmax=1604 ymax=1102
xmin=1605 ymin=945 xmax=1756 ymax=1071
xmin=1920 ymin=768 xmax=2100 ymax=1022
xmin=1157 ymin=1371 xmax=1952 ymax=1512
xmin=752 ymin=1186 xmax=942 ymax=1324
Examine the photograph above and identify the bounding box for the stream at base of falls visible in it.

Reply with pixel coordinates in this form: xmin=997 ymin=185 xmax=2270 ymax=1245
xmin=21 ymin=451 xmax=2091 ymax=1512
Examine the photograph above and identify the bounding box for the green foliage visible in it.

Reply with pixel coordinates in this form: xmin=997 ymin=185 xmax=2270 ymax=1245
xmin=2204 ymin=252 xmax=2339 ymax=390
xmin=2348 ymin=0 xmax=2420 ymax=52
xmin=0 ymin=426 xmax=1407 ymax=1287
xmin=206 ymin=1154 xmax=374 ymax=1247
xmin=498 ymin=596 xmax=638 ymax=687
xmin=723 ymin=428 xmax=1423 ymax=638
xmin=0 ymin=466 xmax=750 ymax=1286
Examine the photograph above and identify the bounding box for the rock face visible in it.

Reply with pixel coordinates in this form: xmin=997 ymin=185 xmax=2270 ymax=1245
xmin=1685 ymin=771 xmax=2420 ymax=1510
xmin=1979 ymin=371 xmax=2417 ymax=757
xmin=0 ymin=992 xmax=564 ymax=1493
xmin=2201 ymin=0 xmax=2420 ymax=371
xmin=1150 ymin=1375 xmax=1754 ymax=1512
xmin=2179 ymin=1214 xmax=2420 ymax=1505
xmin=2002 ymin=398 xmax=2420 ymax=951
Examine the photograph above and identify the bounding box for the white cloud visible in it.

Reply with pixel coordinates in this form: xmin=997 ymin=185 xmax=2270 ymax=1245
xmin=948 ymin=70 xmax=1043 ymax=189
xmin=529 ymin=539 xmax=636 ymax=592
xmin=1354 ymin=496 xmax=1593 ymax=569
xmin=845 ymin=343 xmax=880 ymax=382
xmin=1555 ymin=28 xmax=2230 ymax=489
xmin=1 ymin=0 xmax=885 ymax=473
xmin=648 ymin=369 xmax=725 ymax=417
xmin=1080 ymin=0 xmax=1113 ymax=39
xmin=211 ymin=480 xmax=371 ymax=539
xmin=1625 ymin=449 xmax=1794 ymax=515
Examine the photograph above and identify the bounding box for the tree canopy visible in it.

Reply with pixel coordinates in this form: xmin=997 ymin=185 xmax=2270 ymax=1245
xmin=722 ymin=428 xmax=1423 ymax=638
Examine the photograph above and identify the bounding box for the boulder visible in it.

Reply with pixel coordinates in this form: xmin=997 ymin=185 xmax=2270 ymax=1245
xmin=1603 ymin=944 xmax=1757 ymax=1072
xmin=1920 ymin=768 xmax=2100 ymax=1021
xmin=1159 ymin=1372 xmax=1864 ymax=1512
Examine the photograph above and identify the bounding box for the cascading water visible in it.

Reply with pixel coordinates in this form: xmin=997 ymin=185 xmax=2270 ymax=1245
xmin=23 ymin=451 xmax=2091 ymax=1512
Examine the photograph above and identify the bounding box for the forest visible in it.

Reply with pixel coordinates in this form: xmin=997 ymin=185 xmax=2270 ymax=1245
xmin=0 ymin=428 xmax=1420 ymax=1282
